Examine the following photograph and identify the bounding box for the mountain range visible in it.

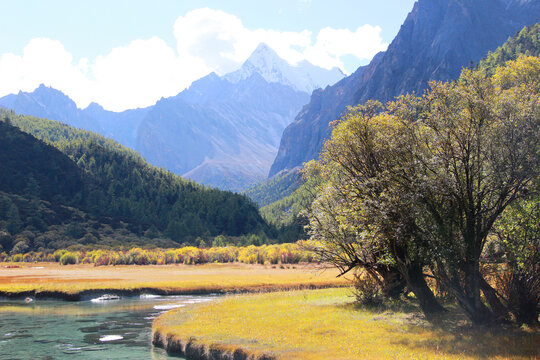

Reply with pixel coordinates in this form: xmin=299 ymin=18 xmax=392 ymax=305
xmin=1 ymin=0 xmax=538 ymax=196
xmin=268 ymin=0 xmax=540 ymax=177
xmin=0 ymin=44 xmax=343 ymax=191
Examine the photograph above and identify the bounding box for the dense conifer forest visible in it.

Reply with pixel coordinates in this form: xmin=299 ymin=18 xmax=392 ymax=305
xmin=0 ymin=111 xmax=272 ymax=253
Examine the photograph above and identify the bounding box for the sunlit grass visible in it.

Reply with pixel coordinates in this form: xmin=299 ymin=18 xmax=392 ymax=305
xmin=154 ymin=288 xmax=539 ymax=360
xmin=0 ymin=262 xmax=346 ymax=296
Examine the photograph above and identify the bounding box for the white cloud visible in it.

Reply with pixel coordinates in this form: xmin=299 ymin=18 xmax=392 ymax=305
xmin=91 ymin=37 xmax=211 ymax=110
xmin=173 ymin=8 xmax=314 ymax=75
xmin=0 ymin=8 xmax=387 ymax=111
xmin=304 ymin=25 xmax=388 ymax=70
xmin=172 ymin=8 xmax=386 ymax=73
xmin=0 ymin=38 xmax=92 ymax=106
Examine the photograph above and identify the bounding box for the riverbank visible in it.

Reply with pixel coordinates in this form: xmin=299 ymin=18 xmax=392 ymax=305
xmin=153 ymin=288 xmax=540 ymax=360
xmin=0 ymin=262 xmax=347 ymax=300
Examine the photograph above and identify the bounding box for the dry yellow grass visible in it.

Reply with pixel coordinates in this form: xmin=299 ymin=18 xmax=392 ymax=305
xmin=0 ymin=262 xmax=346 ymax=296
xmin=153 ymin=288 xmax=539 ymax=360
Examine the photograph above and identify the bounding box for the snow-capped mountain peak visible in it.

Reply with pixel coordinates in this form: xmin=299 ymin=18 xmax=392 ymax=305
xmin=225 ymin=43 xmax=344 ymax=94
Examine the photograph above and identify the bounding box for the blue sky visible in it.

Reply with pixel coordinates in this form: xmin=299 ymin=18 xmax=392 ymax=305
xmin=0 ymin=0 xmax=416 ymax=110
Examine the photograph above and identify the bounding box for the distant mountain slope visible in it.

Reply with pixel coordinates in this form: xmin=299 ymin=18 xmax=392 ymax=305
xmin=0 ymin=85 xmax=99 ymax=132
xmin=136 ymin=72 xmax=308 ymax=191
xmin=225 ymin=43 xmax=344 ymax=94
xmin=81 ymin=102 xmax=149 ymax=149
xmin=269 ymin=0 xmax=540 ymax=177
xmin=0 ymin=85 xmax=150 ymax=149
xmin=0 ymin=110 xmax=270 ymax=252
xmin=135 ymin=44 xmax=343 ymax=191
xmin=0 ymin=43 xmax=343 ymax=191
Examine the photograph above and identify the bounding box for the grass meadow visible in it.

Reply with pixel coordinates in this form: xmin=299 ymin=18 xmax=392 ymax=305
xmin=0 ymin=262 xmax=346 ymax=296
xmin=153 ymin=288 xmax=539 ymax=360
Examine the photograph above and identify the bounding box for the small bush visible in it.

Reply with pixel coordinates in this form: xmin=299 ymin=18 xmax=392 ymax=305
xmin=12 ymin=253 xmax=23 ymax=262
xmin=59 ymin=252 xmax=78 ymax=265
xmin=53 ymin=249 xmax=67 ymax=261
xmin=352 ymin=271 xmax=384 ymax=307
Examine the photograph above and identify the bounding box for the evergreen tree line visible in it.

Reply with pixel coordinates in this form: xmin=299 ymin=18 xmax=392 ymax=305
xmin=0 ymin=112 xmax=275 ymax=252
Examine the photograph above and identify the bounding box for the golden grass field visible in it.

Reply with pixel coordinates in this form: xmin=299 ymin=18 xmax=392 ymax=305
xmin=153 ymin=288 xmax=540 ymax=360
xmin=0 ymin=262 xmax=347 ymax=296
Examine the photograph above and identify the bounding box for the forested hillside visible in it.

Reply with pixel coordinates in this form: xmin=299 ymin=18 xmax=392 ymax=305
xmin=244 ymin=169 xmax=302 ymax=208
xmin=0 ymin=120 xmax=86 ymax=204
xmin=0 ymin=110 xmax=271 ymax=253
xmin=480 ymin=23 xmax=539 ymax=75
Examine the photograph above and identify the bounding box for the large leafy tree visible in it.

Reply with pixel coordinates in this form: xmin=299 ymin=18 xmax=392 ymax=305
xmin=308 ymin=99 xmax=445 ymax=314
xmin=308 ymin=56 xmax=539 ymax=324
xmin=411 ymin=57 xmax=539 ymax=323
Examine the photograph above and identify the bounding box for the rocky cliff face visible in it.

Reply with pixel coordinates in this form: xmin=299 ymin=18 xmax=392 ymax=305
xmin=269 ymin=0 xmax=540 ymax=177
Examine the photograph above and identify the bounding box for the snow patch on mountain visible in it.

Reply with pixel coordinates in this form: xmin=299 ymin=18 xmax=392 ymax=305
xmin=225 ymin=43 xmax=345 ymax=94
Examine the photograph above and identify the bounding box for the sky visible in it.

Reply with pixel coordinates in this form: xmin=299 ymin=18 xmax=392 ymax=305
xmin=0 ymin=0 xmax=416 ymax=111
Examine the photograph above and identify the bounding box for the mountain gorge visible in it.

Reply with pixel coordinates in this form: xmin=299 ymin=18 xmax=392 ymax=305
xmin=269 ymin=0 xmax=540 ymax=177
xmin=0 ymin=44 xmax=343 ymax=191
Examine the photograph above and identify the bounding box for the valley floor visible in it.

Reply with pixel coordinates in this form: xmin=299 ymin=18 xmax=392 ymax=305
xmin=0 ymin=262 xmax=346 ymax=299
xmin=153 ymin=287 xmax=540 ymax=360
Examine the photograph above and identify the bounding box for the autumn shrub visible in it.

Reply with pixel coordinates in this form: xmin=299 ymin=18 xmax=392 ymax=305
xmin=59 ymin=252 xmax=78 ymax=265
xmin=262 ymin=245 xmax=280 ymax=264
xmin=22 ymin=253 xmax=35 ymax=262
xmin=13 ymin=241 xmax=317 ymax=266
xmin=238 ymin=245 xmax=260 ymax=264
xmin=164 ymin=250 xmax=178 ymax=264
xmin=53 ymin=249 xmax=67 ymax=262
xmin=12 ymin=253 xmax=23 ymax=262
xmin=352 ymin=270 xmax=384 ymax=306
xmin=206 ymin=246 xmax=237 ymax=263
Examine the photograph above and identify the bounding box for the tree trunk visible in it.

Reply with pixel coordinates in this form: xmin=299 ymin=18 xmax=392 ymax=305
xmin=406 ymin=263 xmax=446 ymax=316
xmin=390 ymin=244 xmax=445 ymax=316
xmin=507 ymin=274 xmax=540 ymax=326
xmin=479 ymin=275 xmax=509 ymax=320
xmin=377 ymin=265 xmax=407 ymax=299
xmin=460 ymin=263 xmax=496 ymax=325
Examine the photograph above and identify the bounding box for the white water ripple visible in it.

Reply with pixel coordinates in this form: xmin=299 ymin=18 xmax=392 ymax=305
xmin=99 ymin=335 xmax=123 ymax=342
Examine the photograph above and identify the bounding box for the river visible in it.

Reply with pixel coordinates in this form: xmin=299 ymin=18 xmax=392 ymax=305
xmin=0 ymin=294 xmax=216 ymax=359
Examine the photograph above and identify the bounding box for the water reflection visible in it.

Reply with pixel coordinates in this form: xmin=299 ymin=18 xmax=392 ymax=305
xmin=0 ymin=295 xmax=215 ymax=359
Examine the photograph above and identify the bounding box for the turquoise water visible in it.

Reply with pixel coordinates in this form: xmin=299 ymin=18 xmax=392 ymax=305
xmin=0 ymin=295 xmax=215 ymax=359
